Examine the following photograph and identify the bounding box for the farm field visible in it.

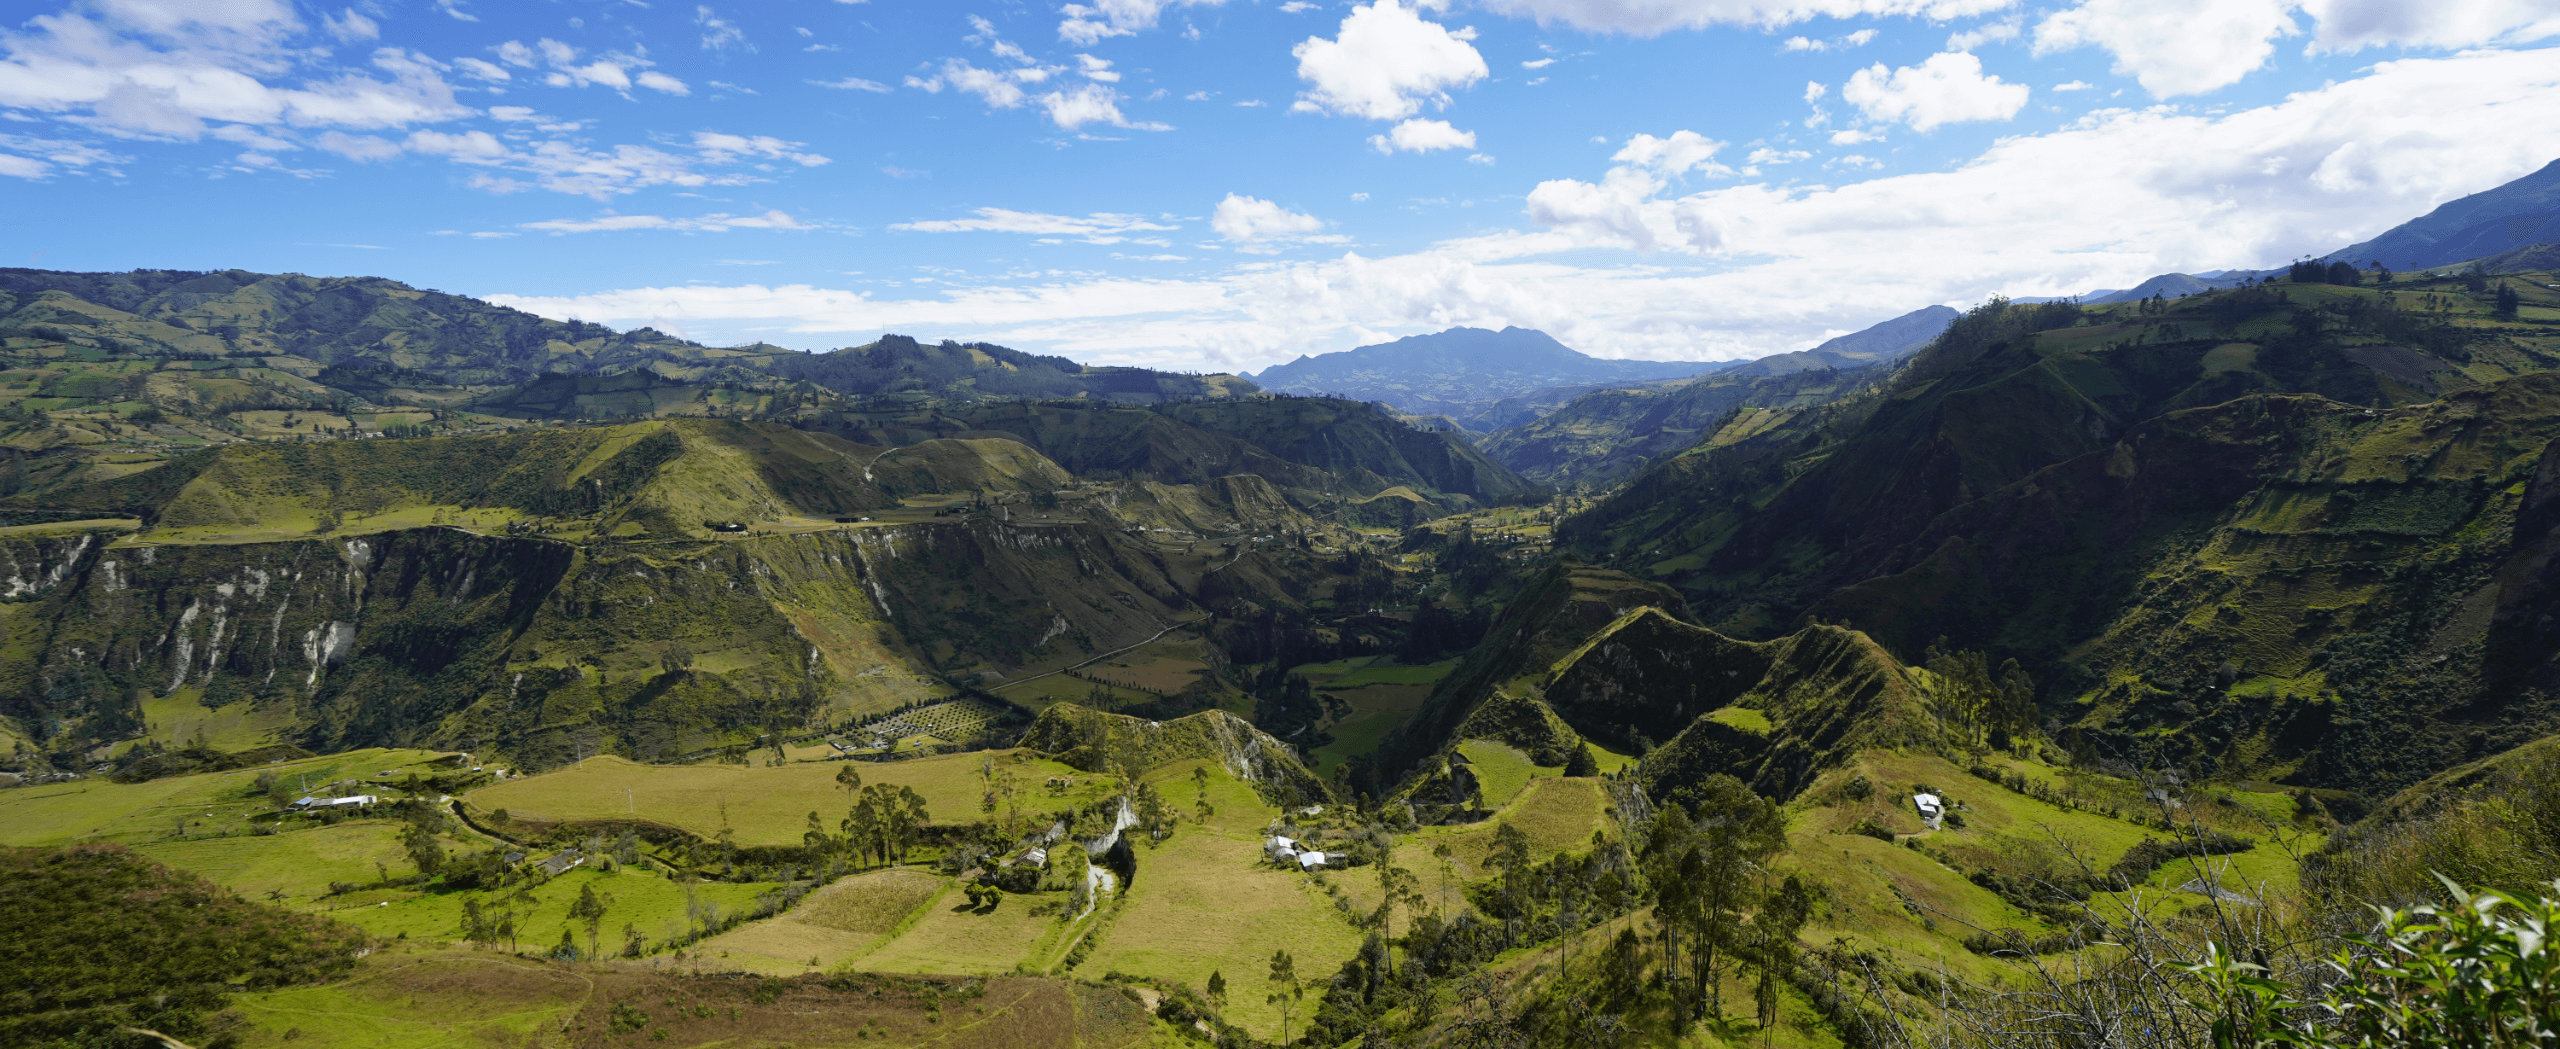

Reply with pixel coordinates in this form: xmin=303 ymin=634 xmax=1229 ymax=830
xmin=468 ymin=751 xmax=1112 ymax=847
xmin=688 ymin=868 xmax=949 ymax=973
xmin=1454 ymin=738 xmax=1550 ymax=808
xmin=0 ymin=747 xmax=453 ymax=846
xmin=1071 ymin=757 xmax=1365 ymax=1041
xmin=229 ymin=950 xmax=1172 ymax=1049
xmin=859 ymin=884 xmax=1081 ymax=976
xmin=1308 ymin=683 xmax=1435 ymax=776
xmin=133 ymin=821 xmax=412 ymax=902
xmin=137 ymin=688 xmax=300 ymax=751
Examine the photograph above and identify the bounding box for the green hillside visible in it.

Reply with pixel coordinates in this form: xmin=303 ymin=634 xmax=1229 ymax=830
xmin=1562 ymin=269 xmax=2560 ymax=795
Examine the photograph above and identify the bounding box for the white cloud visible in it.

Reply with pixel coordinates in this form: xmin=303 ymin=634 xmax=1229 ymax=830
xmin=1745 ymin=146 xmax=1810 ymax=164
xmin=454 ymin=57 xmax=509 ymax=82
xmin=2302 ymin=0 xmax=2560 ymax=52
xmin=1946 ymin=18 xmax=2018 ymax=49
xmin=483 ymin=46 xmax=2556 ymax=372
xmin=690 ymin=131 xmax=829 ymax=166
xmin=813 ymin=76 xmax=891 ymax=92
xmin=1522 ymin=57 xmax=1556 ymax=68
xmin=1369 ymin=117 xmax=1475 ymax=153
xmin=0 ymin=4 xmax=468 ymax=139
xmin=323 ymin=8 xmax=379 ymax=43
xmin=433 ymin=0 xmax=477 ymax=23
xmin=1212 ymin=193 xmax=1338 ymax=250
xmin=1042 ymin=82 xmax=1155 ymax=130
xmin=892 ymin=208 xmax=1180 ymax=243
xmin=1521 ymin=131 xmax=1732 ymax=251
xmin=0 ymin=131 xmax=126 ymax=178
xmin=1829 ymin=127 xmax=1878 ymax=144
xmin=636 ymin=71 xmax=688 ymax=95
xmin=1783 ymin=27 xmax=1878 ymax=50
xmin=316 ymin=129 xmax=399 ymax=160
xmin=1060 ymin=0 xmax=1228 ymax=44
xmin=521 ymin=210 xmax=809 ymax=234
xmin=696 ymin=6 xmax=749 ymax=53
xmin=1077 ymin=54 xmax=1122 ymax=81
xmin=908 ymin=56 xmax=1164 ymax=131
xmin=1803 ymin=79 xmax=1826 ymax=101
xmin=2052 ymin=79 xmax=2093 ymax=91
xmin=2033 ymin=0 xmax=2295 ymax=98
xmin=1476 ymin=0 xmax=2016 ymax=36
xmin=1281 ymin=1 xmax=1319 ymax=11
xmin=1841 ymin=51 xmax=2027 ymax=130
xmin=1292 ymin=0 xmax=1487 ymax=121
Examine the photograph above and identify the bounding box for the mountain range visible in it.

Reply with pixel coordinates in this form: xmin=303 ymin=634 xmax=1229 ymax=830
xmin=1249 ymin=326 xmax=1723 ymax=426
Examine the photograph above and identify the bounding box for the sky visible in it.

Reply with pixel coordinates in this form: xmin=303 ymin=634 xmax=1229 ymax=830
xmin=3 ymin=1 xmax=2559 ymax=373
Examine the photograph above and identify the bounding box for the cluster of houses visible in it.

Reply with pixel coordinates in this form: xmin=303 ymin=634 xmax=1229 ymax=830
xmin=1264 ymin=834 xmax=1329 ymax=870
xmin=289 ymin=793 xmax=379 ymax=812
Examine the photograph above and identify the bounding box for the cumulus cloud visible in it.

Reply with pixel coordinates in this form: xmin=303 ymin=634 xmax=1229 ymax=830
xmin=1369 ymin=118 xmax=1475 ymax=153
xmin=2302 ymin=0 xmax=2560 ymax=52
xmin=1841 ymin=51 xmax=2027 ymax=130
xmin=1292 ymin=0 xmax=1487 ymax=121
xmin=812 ymin=76 xmax=891 ymax=92
xmin=2032 ymin=0 xmax=2295 ymax=98
xmin=1212 ymin=193 xmax=1339 ymax=249
xmin=1475 ymin=0 xmax=2016 ymax=36
xmin=489 ymin=48 xmax=2560 ymax=373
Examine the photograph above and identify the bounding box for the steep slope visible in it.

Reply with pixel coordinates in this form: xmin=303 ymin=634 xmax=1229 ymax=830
xmin=1720 ymin=304 xmax=1959 ymax=376
xmin=762 ymin=334 xmax=1254 ymax=402
xmin=1250 ymin=327 xmax=1718 ymax=420
xmin=1480 ymin=362 xmax=1890 ymax=487
xmin=1563 ymin=275 xmax=2560 ymax=796
xmin=1020 ymin=703 xmax=1328 ymax=803
xmin=1540 ymin=610 xmax=1941 ymax=801
xmin=1373 ymin=563 xmax=1687 ymax=781
xmin=1157 ymin=398 xmax=1540 ymax=506
xmin=2325 ymin=157 xmax=2560 ymax=271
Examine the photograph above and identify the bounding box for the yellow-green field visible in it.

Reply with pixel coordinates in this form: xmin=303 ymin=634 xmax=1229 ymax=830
xmin=139 ymin=688 xmax=299 ymax=750
xmin=1455 ymin=739 xmax=1550 ymax=808
xmin=689 ymin=868 xmax=949 ymax=973
xmin=1077 ymin=758 xmax=1366 ymax=1041
xmin=468 ymin=751 xmax=1112 ymax=847
xmin=859 ymin=884 xmax=1085 ymax=976
xmin=0 ymin=747 xmax=452 ymax=846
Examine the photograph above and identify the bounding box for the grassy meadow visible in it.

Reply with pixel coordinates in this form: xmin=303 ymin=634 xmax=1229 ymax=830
xmin=467 ymin=750 xmax=1112 ymax=846
xmin=0 ymin=747 xmax=451 ymax=847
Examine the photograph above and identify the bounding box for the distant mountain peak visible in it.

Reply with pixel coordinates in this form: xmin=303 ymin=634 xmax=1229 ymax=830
xmin=1250 ymin=325 xmax=1721 ymax=423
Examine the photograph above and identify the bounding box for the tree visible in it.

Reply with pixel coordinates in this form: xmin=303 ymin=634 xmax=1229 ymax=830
xmin=1564 ymin=744 xmax=1599 ymax=777
xmin=1206 ymin=969 xmax=1228 ymax=1011
xmin=2497 ymin=282 xmax=2522 ymax=319
xmin=399 ymin=820 xmax=444 ymax=877
xmin=569 ymin=884 xmax=608 ymax=961
xmin=1268 ymin=949 xmax=1303 ymax=1046
xmin=836 ymin=763 xmax=863 ymax=808
xmin=1682 ymin=775 xmax=1787 ymax=1020
xmin=1192 ymin=765 xmax=1215 ymax=825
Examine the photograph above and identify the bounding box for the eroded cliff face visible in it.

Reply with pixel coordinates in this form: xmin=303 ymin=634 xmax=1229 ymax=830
xmin=0 ymin=528 xmax=569 ymax=747
xmin=3 ymin=515 xmax=1206 ymax=767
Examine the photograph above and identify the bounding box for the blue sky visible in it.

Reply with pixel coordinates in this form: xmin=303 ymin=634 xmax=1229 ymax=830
xmin=3 ymin=0 xmax=2557 ymax=372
